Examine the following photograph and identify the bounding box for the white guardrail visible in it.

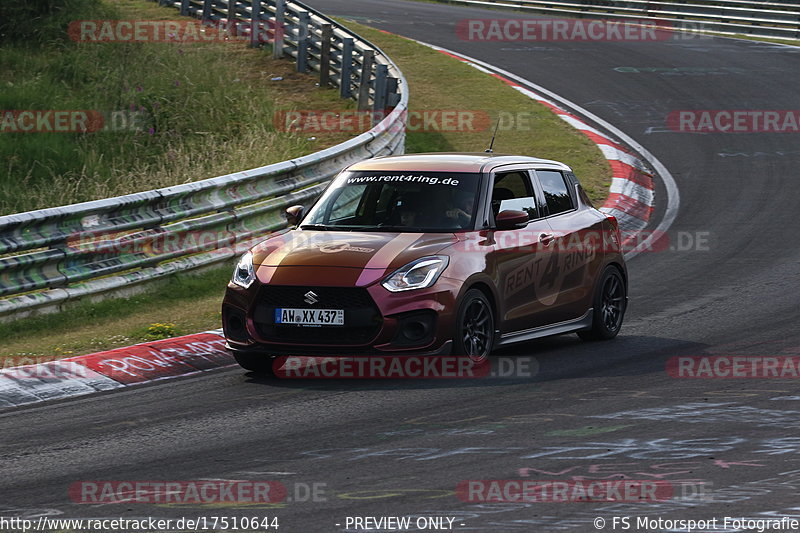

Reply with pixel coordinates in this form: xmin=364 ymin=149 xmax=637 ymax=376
xmin=0 ymin=0 xmax=408 ymax=321
xmin=439 ymin=0 xmax=800 ymax=40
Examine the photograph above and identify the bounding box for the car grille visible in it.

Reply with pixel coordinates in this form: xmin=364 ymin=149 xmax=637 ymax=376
xmin=253 ymin=286 xmax=382 ymax=345
xmin=259 ymin=286 xmax=374 ymax=309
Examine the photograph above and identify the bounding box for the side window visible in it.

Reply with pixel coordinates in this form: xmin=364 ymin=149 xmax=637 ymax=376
xmin=537 ymin=170 xmax=574 ymax=216
xmin=567 ymin=171 xmax=593 ymax=207
xmin=491 ymin=171 xmax=539 ymax=221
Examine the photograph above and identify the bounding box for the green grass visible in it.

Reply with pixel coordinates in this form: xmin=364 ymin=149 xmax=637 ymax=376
xmin=0 ymin=0 xmax=353 ymax=215
xmin=0 ymin=14 xmax=612 ymax=363
xmin=0 ymin=0 xmax=109 ymax=45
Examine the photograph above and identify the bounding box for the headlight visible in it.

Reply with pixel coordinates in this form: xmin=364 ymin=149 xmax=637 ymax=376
xmin=232 ymin=251 xmax=256 ymax=289
xmin=382 ymin=256 xmax=449 ymax=292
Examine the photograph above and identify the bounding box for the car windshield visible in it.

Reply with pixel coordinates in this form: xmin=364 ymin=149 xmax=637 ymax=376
xmin=300 ymin=171 xmax=482 ymax=232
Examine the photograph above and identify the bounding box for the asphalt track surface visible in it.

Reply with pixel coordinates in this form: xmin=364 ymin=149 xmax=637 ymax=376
xmin=3 ymin=1 xmax=800 ymax=532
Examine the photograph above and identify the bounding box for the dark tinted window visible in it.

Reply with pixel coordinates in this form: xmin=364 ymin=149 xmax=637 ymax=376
xmin=537 ymin=170 xmax=574 ymax=216
xmin=302 ymin=171 xmax=481 ymax=231
xmin=566 ymin=171 xmax=593 ymax=207
xmin=491 ymin=171 xmax=538 ymax=221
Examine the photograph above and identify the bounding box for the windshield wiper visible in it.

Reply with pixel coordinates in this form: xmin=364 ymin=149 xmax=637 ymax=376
xmin=298 ymin=224 xmax=329 ymax=230
xmin=350 ymin=225 xmax=421 ymax=232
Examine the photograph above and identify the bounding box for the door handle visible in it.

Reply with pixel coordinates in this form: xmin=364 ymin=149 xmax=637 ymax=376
xmin=539 ymin=233 xmax=555 ymax=246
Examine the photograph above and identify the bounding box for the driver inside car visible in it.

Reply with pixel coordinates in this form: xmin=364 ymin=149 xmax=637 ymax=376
xmin=444 ymin=190 xmax=475 ymax=228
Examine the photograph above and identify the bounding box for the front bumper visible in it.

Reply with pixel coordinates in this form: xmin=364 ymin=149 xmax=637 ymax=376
xmin=222 ymin=276 xmax=461 ymax=356
xmin=225 ymin=339 xmax=454 ymax=357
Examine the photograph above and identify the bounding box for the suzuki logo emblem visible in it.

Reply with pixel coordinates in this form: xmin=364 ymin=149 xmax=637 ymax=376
xmin=304 ymin=291 xmax=319 ymax=305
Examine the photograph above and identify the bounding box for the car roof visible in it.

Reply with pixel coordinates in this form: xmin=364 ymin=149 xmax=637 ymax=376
xmin=346 ymin=152 xmax=572 ymax=173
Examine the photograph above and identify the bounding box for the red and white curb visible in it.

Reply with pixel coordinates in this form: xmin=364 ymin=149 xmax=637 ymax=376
xmin=428 ymin=46 xmax=655 ymax=248
xmin=0 ymin=330 xmax=234 ymax=409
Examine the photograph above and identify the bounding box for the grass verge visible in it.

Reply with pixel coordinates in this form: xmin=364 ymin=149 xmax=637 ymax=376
xmin=0 ymin=15 xmax=612 ymax=363
xmin=0 ymin=0 xmax=355 ymax=214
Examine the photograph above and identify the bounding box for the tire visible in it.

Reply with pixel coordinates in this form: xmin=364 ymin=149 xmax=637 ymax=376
xmin=578 ymin=265 xmax=626 ymax=341
xmin=233 ymin=352 xmax=276 ymax=375
xmin=453 ymin=289 xmax=495 ymax=362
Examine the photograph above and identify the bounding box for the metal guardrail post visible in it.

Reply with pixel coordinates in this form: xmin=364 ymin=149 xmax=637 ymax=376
xmin=180 ymin=0 xmax=190 ymax=16
xmin=339 ymin=38 xmax=354 ymax=99
xmin=386 ymin=77 xmax=400 ymax=107
xmin=297 ymin=11 xmax=311 ymax=73
xmin=228 ymin=0 xmax=238 ymax=34
xmin=319 ymin=23 xmax=333 ymax=87
xmin=372 ymin=64 xmax=388 ymax=123
xmin=356 ymin=49 xmax=375 ymax=112
xmin=273 ymin=0 xmax=285 ymax=58
xmin=250 ymin=0 xmax=262 ymax=47
xmin=202 ymin=0 xmax=212 ymax=21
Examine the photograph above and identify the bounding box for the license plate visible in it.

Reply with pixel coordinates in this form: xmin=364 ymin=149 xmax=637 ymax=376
xmin=275 ymin=308 xmax=344 ymax=326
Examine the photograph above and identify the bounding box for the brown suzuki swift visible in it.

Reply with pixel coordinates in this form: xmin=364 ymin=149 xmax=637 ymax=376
xmin=222 ymin=153 xmax=627 ymax=372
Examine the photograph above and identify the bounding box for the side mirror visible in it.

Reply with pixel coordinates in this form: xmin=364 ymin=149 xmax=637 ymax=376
xmin=495 ymin=210 xmax=529 ymax=230
xmin=285 ymin=205 xmax=304 ymax=227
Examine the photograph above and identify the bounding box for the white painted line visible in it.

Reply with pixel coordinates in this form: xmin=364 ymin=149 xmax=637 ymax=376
xmin=610 ymin=178 xmax=655 ymax=206
xmin=597 ymin=144 xmax=648 ymax=170
xmin=509 ymin=86 xmax=561 ymax=109
xmin=558 ymin=114 xmax=613 ymax=139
